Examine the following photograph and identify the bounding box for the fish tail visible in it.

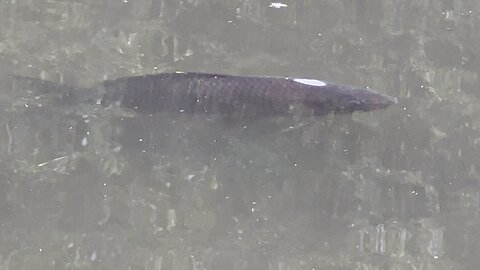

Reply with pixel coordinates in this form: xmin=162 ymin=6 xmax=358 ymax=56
xmin=10 ymin=75 xmax=99 ymax=105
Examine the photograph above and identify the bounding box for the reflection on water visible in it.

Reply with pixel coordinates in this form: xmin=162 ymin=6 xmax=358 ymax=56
xmin=0 ymin=0 xmax=479 ymax=269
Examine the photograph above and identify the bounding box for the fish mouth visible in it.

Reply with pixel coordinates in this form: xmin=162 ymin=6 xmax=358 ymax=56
xmin=356 ymin=86 xmax=398 ymax=111
xmin=338 ymin=92 xmax=398 ymax=113
xmin=381 ymin=94 xmax=398 ymax=108
xmin=386 ymin=95 xmax=398 ymax=104
xmin=375 ymin=94 xmax=398 ymax=109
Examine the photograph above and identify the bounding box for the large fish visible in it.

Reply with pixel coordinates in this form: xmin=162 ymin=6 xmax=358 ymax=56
xmin=12 ymin=72 xmax=396 ymax=119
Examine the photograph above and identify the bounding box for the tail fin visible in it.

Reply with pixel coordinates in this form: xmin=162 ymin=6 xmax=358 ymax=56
xmin=11 ymin=75 xmax=75 ymax=94
xmin=10 ymin=75 xmax=99 ymax=106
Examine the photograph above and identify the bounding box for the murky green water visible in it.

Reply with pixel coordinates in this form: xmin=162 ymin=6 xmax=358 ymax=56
xmin=0 ymin=1 xmax=479 ymax=269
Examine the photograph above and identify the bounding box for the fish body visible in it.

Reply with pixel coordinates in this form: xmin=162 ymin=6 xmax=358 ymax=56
xmin=12 ymin=72 xmax=396 ymax=118
xmin=98 ymin=72 xmax=396 ymax=118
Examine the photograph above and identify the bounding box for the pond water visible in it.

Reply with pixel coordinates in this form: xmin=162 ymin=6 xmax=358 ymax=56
xmin=0 ymin=1 xmax=479 ymax=269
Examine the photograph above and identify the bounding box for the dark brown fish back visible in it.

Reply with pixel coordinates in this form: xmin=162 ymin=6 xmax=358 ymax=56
xmin=102 ymin=73 xmax=299 ymax=118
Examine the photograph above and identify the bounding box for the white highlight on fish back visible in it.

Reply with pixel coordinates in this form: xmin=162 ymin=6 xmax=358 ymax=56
xmin=292 ymin=78 xmax=327 ymax=87
xmin=269 ymin=2 xmax=288 ymax=8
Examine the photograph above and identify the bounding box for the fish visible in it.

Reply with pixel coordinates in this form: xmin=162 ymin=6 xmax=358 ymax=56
xmin=99 ymin=72 xmax=396 ymax=117
xmin=11 ymin=72 xmax=397 ymax=119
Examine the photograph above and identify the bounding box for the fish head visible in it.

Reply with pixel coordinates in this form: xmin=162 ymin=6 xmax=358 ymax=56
xmin=303 ymin=82 xmax=397 ymax=115
xmin=334 ymin=86 xmax=397 ymax=114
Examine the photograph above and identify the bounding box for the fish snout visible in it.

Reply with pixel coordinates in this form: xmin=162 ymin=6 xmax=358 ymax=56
xmin=371 ymin=93 xmax=397 ymax=109
xmin=338 ymin=89 xmax=397 ymax=113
